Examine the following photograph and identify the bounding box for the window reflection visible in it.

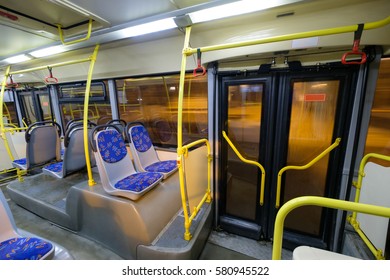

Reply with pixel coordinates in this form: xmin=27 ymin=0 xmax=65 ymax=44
xmin=115 ymin=74 xmax=208 ymax=147
xmin=364 ymin=58 xmax=390 ymax=166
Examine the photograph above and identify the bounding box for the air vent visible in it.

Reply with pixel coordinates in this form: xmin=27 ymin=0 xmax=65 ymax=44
xmin=0 ymin=10 xmax=18 ymax=21
xmin=276 ymin=11 xmax=295 ymax=18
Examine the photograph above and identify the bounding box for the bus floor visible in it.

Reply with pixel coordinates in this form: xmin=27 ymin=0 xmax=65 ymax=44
xmin=0 ymin=182 xmax=293 ymax=260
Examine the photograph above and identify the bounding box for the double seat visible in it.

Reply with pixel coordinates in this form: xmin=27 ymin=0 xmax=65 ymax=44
xmin=12 ymin=121 xmax=62 ymax=171
xmin=90 ymin=123 xmax=177 ymax=201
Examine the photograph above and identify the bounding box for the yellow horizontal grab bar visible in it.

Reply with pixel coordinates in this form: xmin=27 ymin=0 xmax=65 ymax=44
xmin=58 ymin=19 xmax=93 ymax=46
xmin=222 ymin=130 xmax=266 ymax=206
xmin=9 ymin=57 xmax=92 ymax=76
xmin=275 ymin=138 xmax=341 ymax=208
xmin=272 ymin=196 xmax=390 ymax=260
xmin=184 ymin=16 xmax=390 ymax=56
xmin=182 ymin=138 xmax=210 ymax=153
xmin=354 ymin=153 xmax=390 ymax=193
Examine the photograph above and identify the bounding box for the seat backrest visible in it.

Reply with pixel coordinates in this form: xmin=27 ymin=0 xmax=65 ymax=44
xmin=26 ymin=121 xmax=61 ymax=169
xmin=91 ymin=125 xmax=137 ymax=188
xmin=126 ymin=123 xmax=160 ymax=172
xmin=0 ymin=189 xmax=18 ymax=241
xmin=62 ymin=123 xmax=95 ymax=175
xmin=107 ymin=119 xmax=127 ymax=142
xmin=65 ymin=118 xmax=96 ymax=132
xmin=153 ymin=118 xmax=173 ymax=143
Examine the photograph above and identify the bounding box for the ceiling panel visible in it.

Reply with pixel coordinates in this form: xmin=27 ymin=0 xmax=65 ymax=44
xmin=59 ymin=0 xmax=215 ymax=25
xmin=0 ymin=0 xmax=87 ymax=27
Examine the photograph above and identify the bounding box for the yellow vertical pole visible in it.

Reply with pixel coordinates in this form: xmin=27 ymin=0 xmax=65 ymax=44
xmin=0 ymin=67 xmax=23 ymax=180
xmin=187 ymin=78 xmax=192 ymax=134
xmin=0 ymin=67 xmax=17 ymax=163
xmin=122 ymin=82 xmax=126 ymax=113
xmin=0 ymin=66 xmax=11 ymax=138
xmin=177 ymin=26 xmax=192 ymax=240
xmin=83 ymin=45 xmax=99 ymax=186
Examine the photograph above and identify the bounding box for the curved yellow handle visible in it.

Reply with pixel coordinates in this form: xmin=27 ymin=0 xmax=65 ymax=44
xmin=222 ymin=130 xmax=266 ymax=206
xmin=276 ymin=138 xmax=341 ymax=208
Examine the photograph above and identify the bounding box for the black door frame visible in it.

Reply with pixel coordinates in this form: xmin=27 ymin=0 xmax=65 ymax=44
xmin=16 ymin=87 xmax=53 ymax=125
xmin=216 ymin=63 xmax=360 ymax=248
xmin=218 ymin=72 xmax=276 ymax=240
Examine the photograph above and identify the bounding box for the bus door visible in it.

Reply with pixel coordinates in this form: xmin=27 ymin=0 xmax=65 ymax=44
xmin=218 ymin=65 xmax=358 ymax=248
xmin=17 ymin=88 xmax=53 ymax=126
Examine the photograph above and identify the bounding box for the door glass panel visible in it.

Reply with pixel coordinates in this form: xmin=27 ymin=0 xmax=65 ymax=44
xmin=226 ymin=84 xmax=263 ymax=221
xmin=284 ymin=80 xmax=339 ymax=235
xmin=21 ymin=94 xmax=36 ymax=125
xmin=364 ymin=58 xmax=390 ymax=166
xmin=37 ymin=93 xmax=52 ymax=121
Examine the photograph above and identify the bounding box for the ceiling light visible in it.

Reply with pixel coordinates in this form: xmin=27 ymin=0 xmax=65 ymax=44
xmin=30 ymin=45 xmax=66 ymax=58
xmin=189 ymin=0 xmax=302 ymax=24
xmin=3 ymin=54 xmax=32 ymax=64
xmin=120 ymin=18 xmax=177 ymax=38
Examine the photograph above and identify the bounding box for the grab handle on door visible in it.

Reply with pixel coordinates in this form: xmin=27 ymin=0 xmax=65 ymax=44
xmin=222 ymin=130 xmax=266 ymax=206
xmin=275 ymin=137 xmax=341 ymax=208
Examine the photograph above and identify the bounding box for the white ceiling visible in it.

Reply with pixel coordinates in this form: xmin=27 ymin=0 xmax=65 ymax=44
xmin=0 ymin=0 xmax=385 ymax=64
xmin=0 ymin=0 xmax=217 ymax=58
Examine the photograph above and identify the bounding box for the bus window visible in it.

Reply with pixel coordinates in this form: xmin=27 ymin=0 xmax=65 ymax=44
xmin=115 ymin=73 xmax=208 ymax=147
xmin=364 ymin=58 xmax=390 ymax=166
xmin=2 ymin=90 xmax=18 ymax=126
xmin=57 ymin=81 xmax=111 ymax=127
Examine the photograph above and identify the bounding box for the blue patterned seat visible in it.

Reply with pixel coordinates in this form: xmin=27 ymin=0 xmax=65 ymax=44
xmin=0 ymin=190 xmax=54 ymax=260
xmin=91 ymin=125 xmax=163 ymax=200
xmin=12 ymin=121 xmax=61 ymax=170
xmin=126 ymin=123 xmax=178 ymax=179
xmin=0 ymin=237 xmax=53 ymax=260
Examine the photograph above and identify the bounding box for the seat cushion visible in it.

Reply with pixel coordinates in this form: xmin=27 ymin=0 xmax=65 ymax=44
xmin=43 ymin=162 xmax=63 ymax=173
xmin=12 ymin=158 xmax=27 ymax=169
xmin=114 ymin=172 xmax=163 ymax=192
xmin=145 ymin=160 xmax=177 ymax=173
xmin=0 ymin=237 xmax=53 ymax=260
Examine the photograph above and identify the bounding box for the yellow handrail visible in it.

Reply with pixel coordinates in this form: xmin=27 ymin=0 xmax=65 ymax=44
xmin=3 ymin=102 xmax=11 ymax=123
xmin=0 ymin=66 xmax=16 ymax=163
xmin=83 ymin=45 xmax=100 ymax=186
xmin=222 ymin=130 xmax=266 ymax=206
xmin=9 ymin=58 xmax=92 ymax=76
xmin=183 ymin=16 xmax=390 ymax=56
xmin=272 ymin=195 xmax=390 ymax=259
xmin=177 ymin=26 xmax=213 ymax=241
xmin=176 ymin=16 xmax=390 ymax=242
xmin=177 ymin=26 xmax=192 ymax=240
xmin=276 ymin=137 xmax=341 ymax=208
xmin=57 ymin=19 xmax=93 ymax=46
xmin=0 ymin=66 xmax=25 ymax=181
xmin=0 ymin=46 xmax=99 ymax=182
xmin=347 ymin=152 xmax=390 ymax=259
xmin=180 ymin=138 xmax=212 ymax=240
